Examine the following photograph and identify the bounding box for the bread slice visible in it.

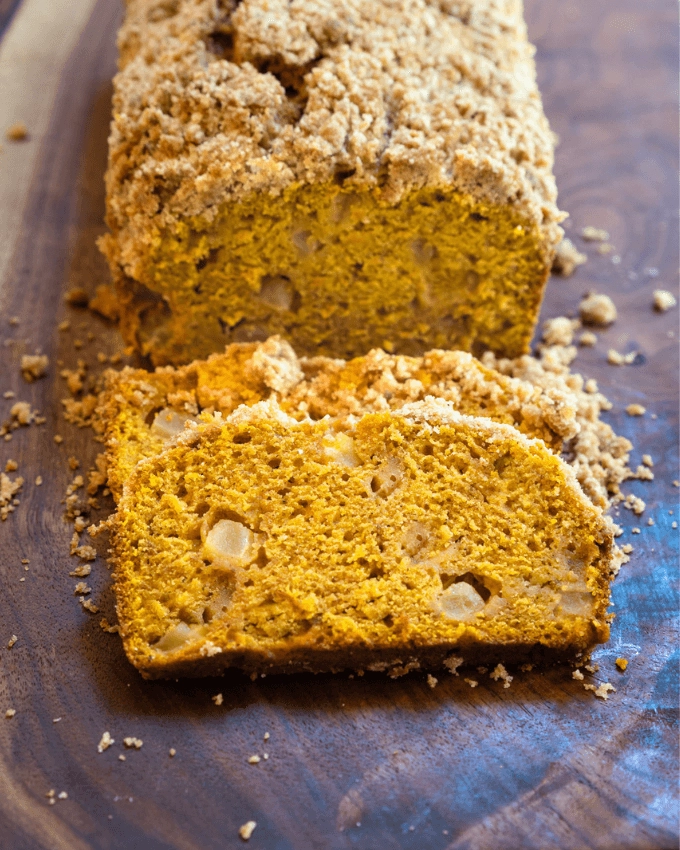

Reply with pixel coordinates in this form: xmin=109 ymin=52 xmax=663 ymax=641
xmin=110 ymin=399 xmax=614 ymax=679
xmin=100 ymin=0 xmax=563 ymax=365
xmin=97 ymin=338 xmax=580 ymax=502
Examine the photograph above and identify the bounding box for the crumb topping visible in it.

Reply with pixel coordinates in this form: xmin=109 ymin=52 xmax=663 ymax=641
xmin=105 ymin=0 xmax=562 ymax=273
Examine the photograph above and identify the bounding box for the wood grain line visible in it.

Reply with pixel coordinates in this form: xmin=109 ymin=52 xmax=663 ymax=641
xmin=0 ymin=0 xmax=99 ymax=302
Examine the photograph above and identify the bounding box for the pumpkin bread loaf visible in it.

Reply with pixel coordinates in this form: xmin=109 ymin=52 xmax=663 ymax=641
xmin=100 ymin=0 xmax=563 ymax=365
xmin=97 ymin=337 xmax=581 ymax=502
xmin=110 ymin=399 xmax=614 ymax=679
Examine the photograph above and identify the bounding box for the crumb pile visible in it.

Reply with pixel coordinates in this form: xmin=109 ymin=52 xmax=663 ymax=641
xmin=110 ymin=399 xmax=614 ymax=678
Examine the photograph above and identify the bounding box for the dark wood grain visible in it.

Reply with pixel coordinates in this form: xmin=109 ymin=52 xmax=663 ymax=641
xmin=0 ymin=1 xmax=677 ymax=848
xmin=0 ymin=0 xmax=20 ymax=37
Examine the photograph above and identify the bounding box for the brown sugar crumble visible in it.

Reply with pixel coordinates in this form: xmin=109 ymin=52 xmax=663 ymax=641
xmin=607 ymin=349 xmax=637 ymax=366
xmin=490 ymin=663 xmax=513 ymax=688
xmin=5 ymin=122 xmax=28 ymax=141
xmin=551 ymin=238 xmax=587 ymax=277
xmin=615 ymin=658 xmax=628 ymax=671
xmin=239 ymin=821 xmax=257 ymax=841
xmin=579 ymin=293 xmax=617 ymax=326
xmin=21 ymin=354 xmax=49 ymax=382
xmin=584 ymin=681 xmax=616 ymax=700
xmin=64 ymin=288 xmax=89 ymax=308
xmin=97 ymin=731 xmax=115 ymax=752
xmin=579 ymin=331 xmax=598 ymax=347
xmin=581 ymin=226 xmax=610 ymax=242
xmin=0 ymin=472 xmax=24 ymax=521
xmin=653 ymin=290 xmax=677 ymax=312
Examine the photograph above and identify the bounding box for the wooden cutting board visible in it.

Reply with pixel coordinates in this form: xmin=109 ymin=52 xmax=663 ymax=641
xmin=0 ymin=1 xmax=677 ymax=847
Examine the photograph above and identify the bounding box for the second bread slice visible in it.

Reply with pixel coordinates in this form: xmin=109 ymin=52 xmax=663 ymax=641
xmin=111 ymin=399 xmax=613 ymax=679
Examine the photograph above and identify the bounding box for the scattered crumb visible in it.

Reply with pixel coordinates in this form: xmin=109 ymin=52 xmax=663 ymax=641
xmin=58 ymin=320 xmax=70 ymax=332
xmin=212 ymin=693 xmax=223 ymax=706
xmin=7 ymin=635 xmax=17 ymax=649
xmin=239 ymin=821 xmax=257 ymax=841
xmin=615 ymin=658 xmax=628 ymax=672
xmin=169 ymin=748 xmax=176 ymax=757
xmin=247 ymin=755 xmax=261 ymax=764
xmin=584 ymin=682 xmax=616 ymax=700
xmin=73 ymin=582 xmax=91 ymax=596
xmin=464 ymin=678 xmax=478 ymax=688
xmin=68 ymin=457 xmax=80 ymax=471
xmin=64 ymin=288 xmax=89 ymax=308
xmin=520 ymin=663 xmax=534 ymax=672
xmin=99 ymin=618 xmax=119 ymax=633
xmin=632 ymin=527 xmax=640 ymax=534
xmin=123 ymin=737 xmax=143 ymax=749
xmin=119 ymin=754 xmax=126 ymax=762
xmin=583 ymin=378 xmax=598 ymax=394
xmin=54 ymin=434 xmax=63 ymax=444
xmin=596 ymin=243 xmax=614 ymax=255
xmin=607 ymin=349 xmax=637 ymax=366
xmin=80 ymin=599 xmax=99 ymax=614
xmin=551 ymin=238 xmax=587 ymax=277
xmin=1 ymin=472 xmax=24 ymax=521
xmin=53 ymin=718 xmax=62 ymax=723
xmin=263 ymin=732 xmax=270 ymax=741
xmin=3 ymin=391 xmax=15 ymax=399
xmin=580 ymin=293 xmax=617 ymax=326
xmin=622 ymin=544 xmax=633 ymax=554
xmin=626 ymin=404 xmax=646 ymax=416
xmin=35 ymin=476 xmax=43 ymax=486
xmin=581 ymin=226 xmax=609 ymax=242
xmin=73 ymin=544 xmax=97 ymax=562
xmin=5 ymin=122 xmax=28 ymax=141
xmin=8 ymin=317 xmax=19 ymax=327
xmin=20 ymin=354 xmax=49 ymax=382
xmin=542 ymin=316 xmax=578 ymax=347
xmin=97 ymin=731 xmax=114 ymax=753
xmin=89 ymin=284 xmax=121 ymax=321
xmin=585 ymin=663 xmax=599 ymax=673
xmin=642 ymin=455 xmax=653 ymax=467
xmin=647 ymin=518 xmax=654 ymax=526
xmin=10 ymin=401 xmax=34 ymax=425
xmin=5 ymin=460 xmax=18 ymax=473
xmin=572 ymin=669 xmax=584 ymax=681
xmin=426 ymin=674 xmax=438 ymax=689
xmin=653 ymin=290 xmax=677 ymax=312
xmin=579 ymin=331 xmax=598 ymax=347
xmin=623 ymin=494 xmax=646 ymax=515
xmin=69 ymin=564 xmax=91 ymax=577
xmin=443 ymin=655 xmax=463 ymax=676
xmin=490 ymin=663 xmax=513 ymax=688
xmin=5 ymin=709 xmax=16 ymax=718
